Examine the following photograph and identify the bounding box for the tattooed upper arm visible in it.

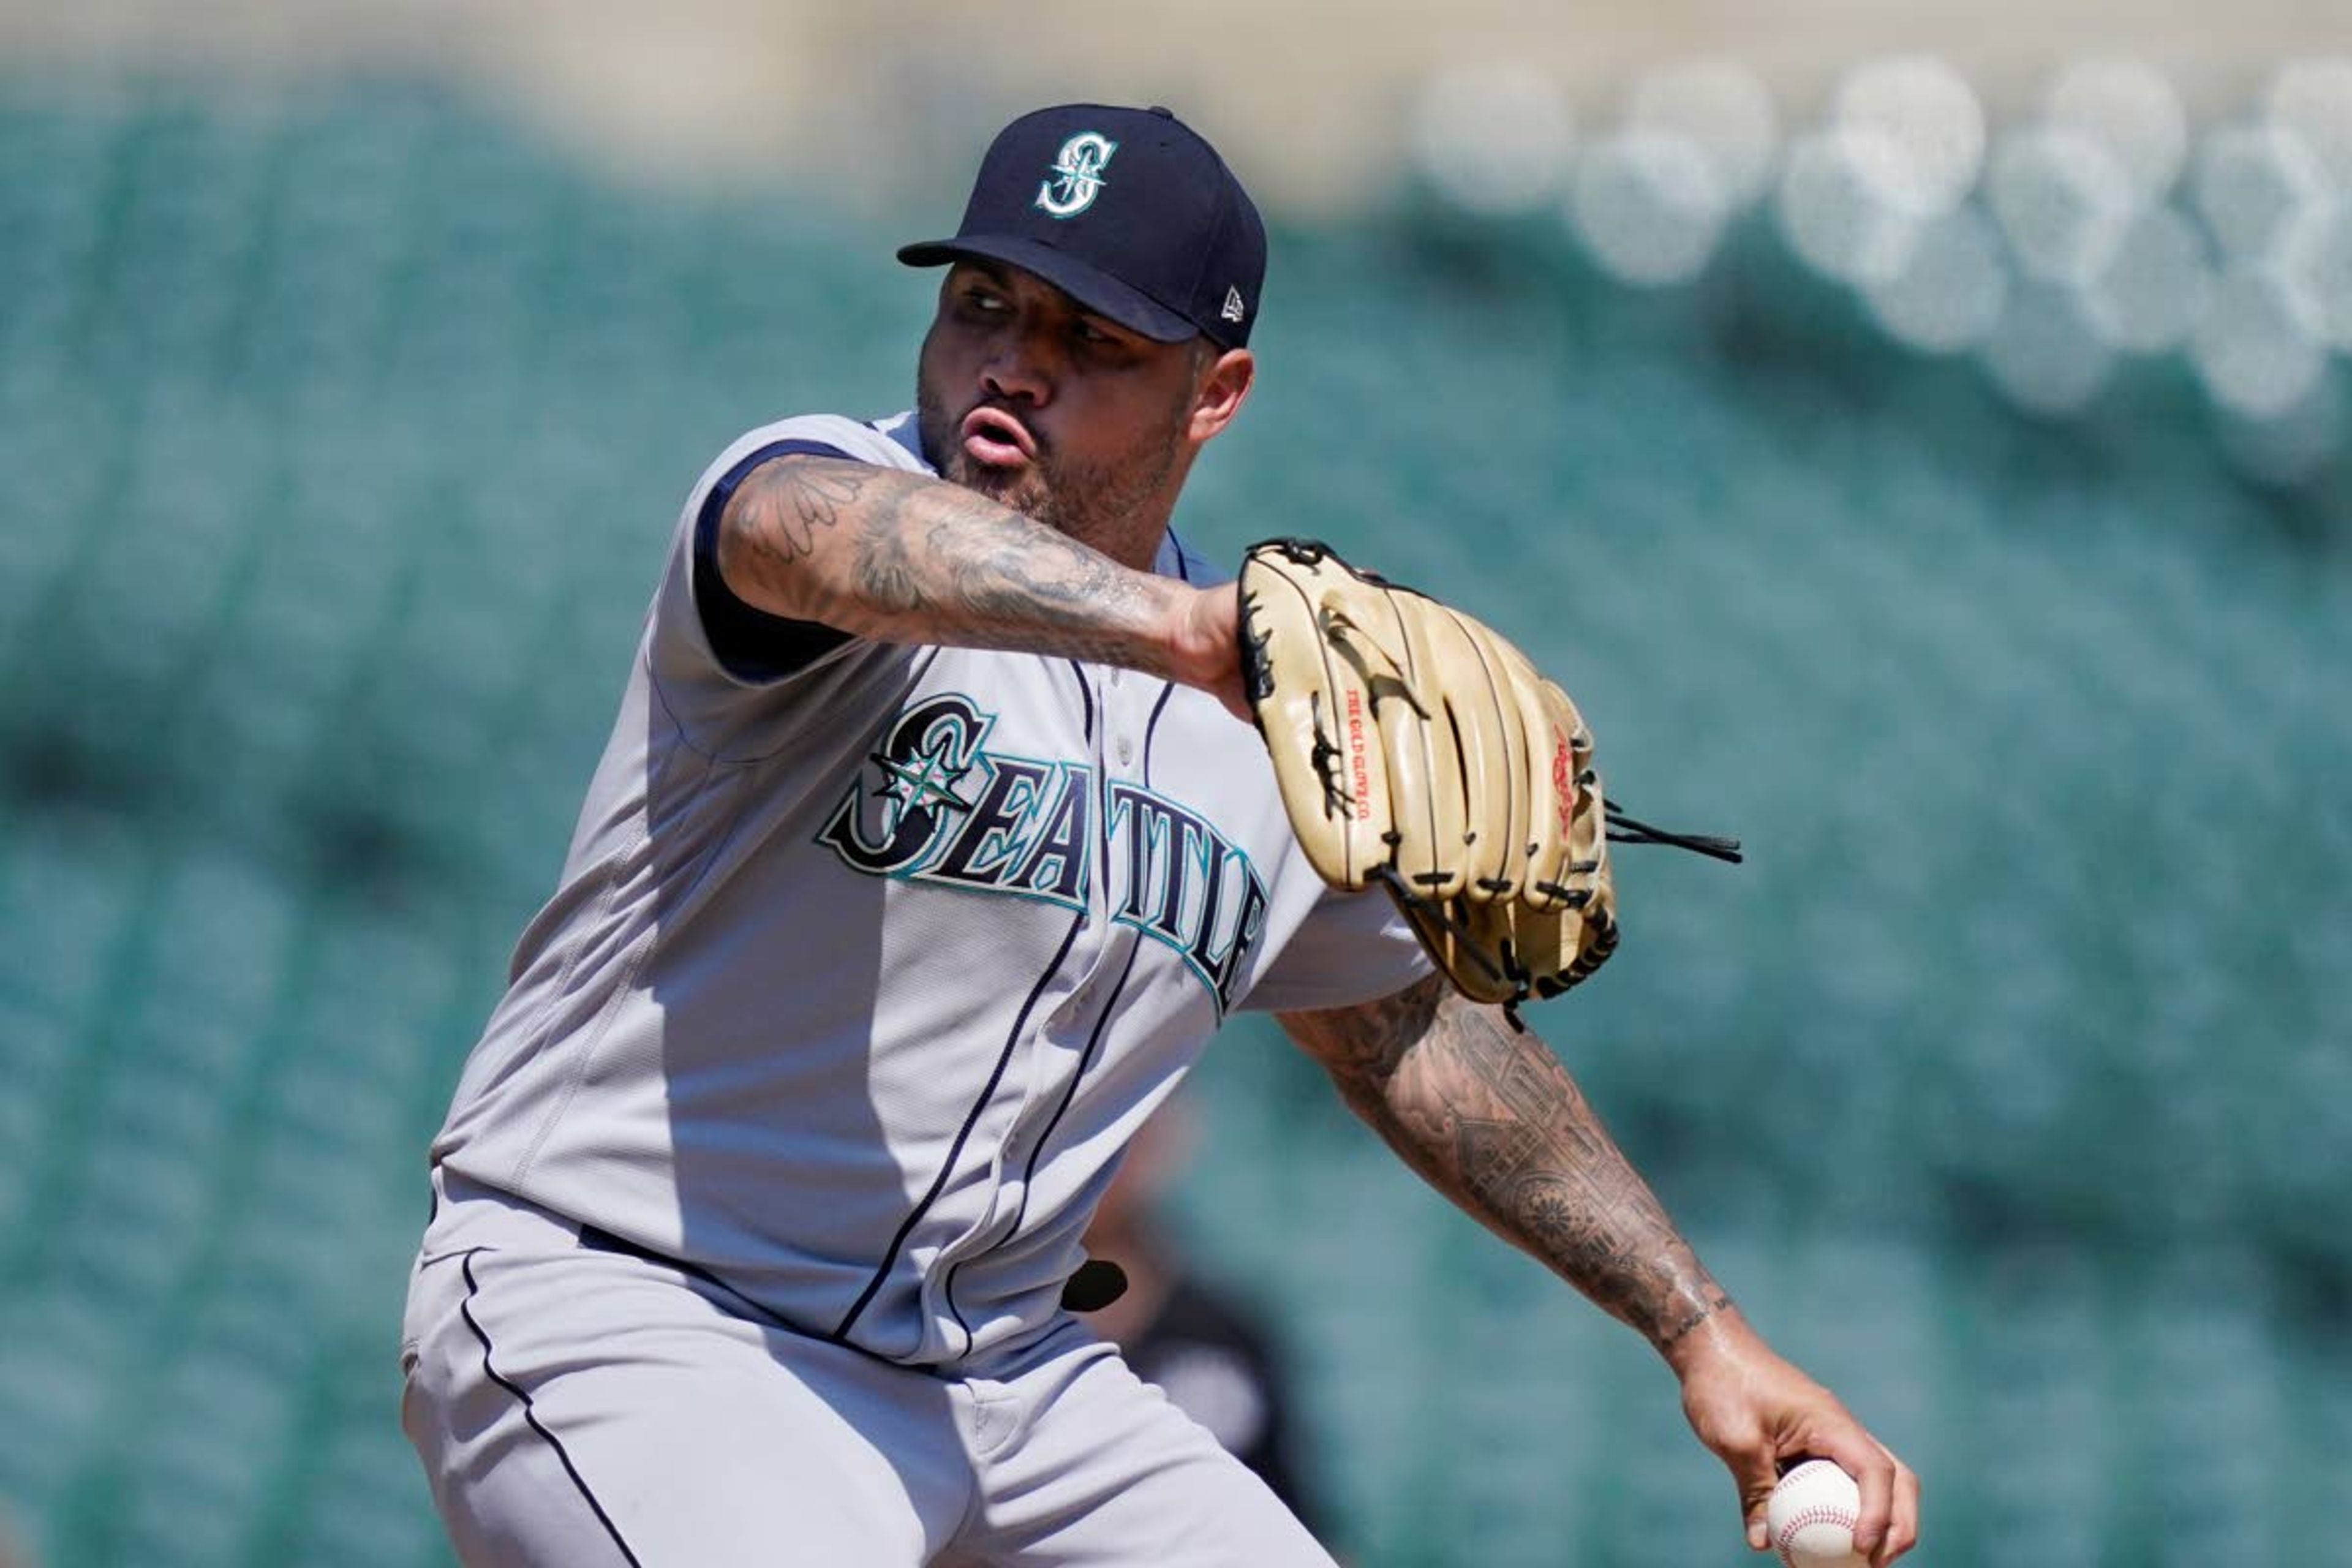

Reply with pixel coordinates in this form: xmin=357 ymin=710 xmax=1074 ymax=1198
xmin=710 ymin=452 xmax=1169 ymax=662
xmin=715 ymin=454 xmax=884 ymax=623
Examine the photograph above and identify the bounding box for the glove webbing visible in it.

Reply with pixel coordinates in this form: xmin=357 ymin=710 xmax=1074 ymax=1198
xmin=1376 ymin=794 xmax=1740 ymax=1030
xmin=1603 ymin=802 xmax=1744 ymax=864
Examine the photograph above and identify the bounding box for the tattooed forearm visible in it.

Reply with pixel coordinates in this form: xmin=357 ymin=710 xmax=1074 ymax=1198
xmin=718 ymin=456 xmax=1180 ymax=671
xmin=1283 ymin=976 xmax=1733 ymax=1352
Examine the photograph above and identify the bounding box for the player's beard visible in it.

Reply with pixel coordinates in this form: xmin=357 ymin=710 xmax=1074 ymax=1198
xmin=915 ymin=382 xmax=1186 ymax=557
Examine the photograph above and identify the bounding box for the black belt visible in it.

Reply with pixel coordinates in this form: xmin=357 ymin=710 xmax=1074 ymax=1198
xmin=578 ymin=1225 xmax=1127 ymax=1332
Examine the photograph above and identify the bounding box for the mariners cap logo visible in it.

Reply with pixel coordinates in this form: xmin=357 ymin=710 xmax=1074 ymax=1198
xmin=1036 ymin=131 xmax=1118 ymax=219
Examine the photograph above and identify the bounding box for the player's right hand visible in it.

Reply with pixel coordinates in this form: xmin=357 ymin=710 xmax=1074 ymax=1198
xmin=1666 ymin=1308 xmax=1921 ymax=1564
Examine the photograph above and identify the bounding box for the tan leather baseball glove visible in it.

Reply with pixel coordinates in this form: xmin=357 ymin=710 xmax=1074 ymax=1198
xmin=1237 ymin=538 xmax=1739 ymax=1017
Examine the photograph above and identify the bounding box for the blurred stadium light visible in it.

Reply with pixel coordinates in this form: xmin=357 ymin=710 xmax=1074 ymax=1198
xmin=1833 ymin=55 xmax=1987 ymax=219
xmin=1776 ymin=126 xmax=1929 ymax=285
xmin=1569 ymin=129 xmax=1733 ymax=286
xmin=2193 ymin=262 xmax=2330 ymax=417
xmin=2194 ymin=121 xmax=2328 ymax=258
xmin=1624 ymin=60 xmax=1779 ymax=208
xmin=2267 ymin=57 xmax=2352 ymax=191
xmin=1864 ymin=205 xmax=2008 ymax=352
xmin=1981 ymin=277 xmax=2117 ymax=413
xmin=2084 ymin=205 xmax=2214 ymax=352
xmin=2280 ymin=201 xmax=2352 ymax=348
xmin=1409 ymin=63 xmax=1577 ymax=216
xmin=2044 ymin=57 xmax=2191 ymax=203
xmin=1400 ymin=42 xmax=2352 ymax=465
xmin=1988 ymin=126 xmax=2137 ymax=284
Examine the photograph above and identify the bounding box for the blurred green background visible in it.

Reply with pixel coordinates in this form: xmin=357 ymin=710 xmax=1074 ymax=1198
xmin=1 ymin=36 xmax=2348 ymax=1568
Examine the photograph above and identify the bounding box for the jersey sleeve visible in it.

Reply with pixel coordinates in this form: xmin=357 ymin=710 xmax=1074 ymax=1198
xmin=1234 ymin=882 xmax=1433 ymax=1014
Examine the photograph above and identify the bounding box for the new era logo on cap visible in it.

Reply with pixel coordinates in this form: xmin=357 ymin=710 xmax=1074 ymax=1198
xmin=897 ymin=104 xmax=1267 ymax=349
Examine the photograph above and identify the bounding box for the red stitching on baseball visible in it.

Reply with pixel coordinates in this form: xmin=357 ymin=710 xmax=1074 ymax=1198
xmin=1775 ymin=1501 xmax=1861 ymax=1567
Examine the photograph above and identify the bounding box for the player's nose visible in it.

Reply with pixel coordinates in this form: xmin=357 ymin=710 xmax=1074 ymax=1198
xmin=979 ymin=328 xmax=1055 ymax=406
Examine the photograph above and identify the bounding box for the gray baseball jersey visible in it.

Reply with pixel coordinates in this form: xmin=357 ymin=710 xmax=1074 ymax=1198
xmin=429 ymin=411 xmax=1430 ymax=1371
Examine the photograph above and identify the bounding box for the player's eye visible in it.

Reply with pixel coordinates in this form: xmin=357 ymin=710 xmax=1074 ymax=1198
xmin=959 ymin=285 xmax=1008 ymax=316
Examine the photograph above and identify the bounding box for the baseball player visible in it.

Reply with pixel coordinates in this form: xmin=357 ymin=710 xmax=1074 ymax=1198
xmin=399 ymin=103 xmax=1921 ymax=1566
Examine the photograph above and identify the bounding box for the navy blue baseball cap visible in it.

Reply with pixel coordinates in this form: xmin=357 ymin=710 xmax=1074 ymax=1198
xmin=899 ymin=104 xmax=1267 ymax=349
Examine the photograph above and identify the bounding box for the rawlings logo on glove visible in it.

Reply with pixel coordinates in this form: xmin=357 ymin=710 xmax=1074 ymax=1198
xmin=1237 ymin=538 xmax=1740 ymax=1020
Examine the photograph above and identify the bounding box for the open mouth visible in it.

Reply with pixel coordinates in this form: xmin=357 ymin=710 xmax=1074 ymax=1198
xmin=960 ymin=406 xmax=1036 ymax=469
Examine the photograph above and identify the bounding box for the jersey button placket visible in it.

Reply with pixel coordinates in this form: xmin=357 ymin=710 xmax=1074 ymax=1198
xmin=987 ymin=675 xmax=1120 ymax=1287
xmin=934 ymin=671 xmax=1117 ymax=1343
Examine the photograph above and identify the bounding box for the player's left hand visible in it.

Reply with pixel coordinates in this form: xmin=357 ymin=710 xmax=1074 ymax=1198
xmin=1667 ymin=1310 xmax=1920 ymax=1564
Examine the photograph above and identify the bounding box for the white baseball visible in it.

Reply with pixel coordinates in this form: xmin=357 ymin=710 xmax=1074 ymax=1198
xmin=1766 ymin=1459 xmax=1867 ymax=1568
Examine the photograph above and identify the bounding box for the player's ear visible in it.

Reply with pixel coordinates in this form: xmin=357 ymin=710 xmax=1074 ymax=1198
xmin=1187 ymin=346 xmax=1254 ymax=444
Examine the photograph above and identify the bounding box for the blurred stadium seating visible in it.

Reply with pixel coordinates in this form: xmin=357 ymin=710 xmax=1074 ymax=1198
xmin=0 ymin=74 xmax=2346 ymax=1568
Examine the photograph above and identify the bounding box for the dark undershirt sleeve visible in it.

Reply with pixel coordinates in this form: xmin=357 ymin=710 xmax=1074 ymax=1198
xmin=689 ymin=439 xmax=862 ymax=683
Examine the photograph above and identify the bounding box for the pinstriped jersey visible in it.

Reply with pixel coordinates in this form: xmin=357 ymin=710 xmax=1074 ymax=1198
xmin=429 ymin=412 xmax=1431 ymax=1370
